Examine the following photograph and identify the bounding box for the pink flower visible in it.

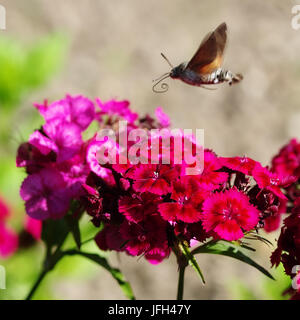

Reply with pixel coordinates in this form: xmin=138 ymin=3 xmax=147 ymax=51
xmin=57 ymin=154 xmax=91 ymax=198
xmin=128 ymin=164 xmax=180 ymax=195
xmin=144 ymin=245 xmax=171 ymax=265
xmin=42 ymin=120 xmax=83 ymax=163
xmin=158 ymin=177 xmax=208 ymax=223
xmin=35 ymin=95 xmax=95 ymax=131
xmin=86 ymin=140 xmax=116 ymax=186
xmin=0 ymin=196 xmax=10 ymax=220
xmin=96 ymin=99 xmax=138 ymax=124
xmin=29 ymin=130 xmax=59 ymax=156
xmin=155 ymin=107 xmax=170 ymax=128
xmin=25 ymin=216 xmax=42 ymax=240
xmin=0 ymin=223 xmax=18 ymax=258
xmin=20 ymin=168 xmax=70 ymax=220
xmin=29 ymin=122 xmax=83 ymax=164
xmin=201 ymin=188 xmax=260 ymax=241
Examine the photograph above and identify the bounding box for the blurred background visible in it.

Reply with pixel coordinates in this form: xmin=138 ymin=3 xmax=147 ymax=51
xmin=0 ymin=0 xmax=299 ymax=299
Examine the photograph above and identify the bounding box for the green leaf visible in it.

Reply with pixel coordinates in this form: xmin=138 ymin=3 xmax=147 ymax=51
xmin=179 ymin=242 xmax=205 ymax=284
xmin=65 ymin=215 xmax=81 ymax=250
xmin=192 ymin=240 xmax=274 ymax=280
xmin=64 ymin=250 xmax=135 ymax=300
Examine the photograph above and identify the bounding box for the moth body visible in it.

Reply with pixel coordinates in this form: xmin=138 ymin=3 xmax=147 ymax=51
xmin=153 ymin=22 xmax=243 ymax=92
xmin=170 ymin=65 xmax=242 ymax=86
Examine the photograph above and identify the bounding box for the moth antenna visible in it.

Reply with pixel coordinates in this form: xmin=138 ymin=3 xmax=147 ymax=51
xmin=152 ymin=72 xmax=170 ymax=82
xmin=161 ymin=53 xmax=174 ymax=68
xmin=152 ymin=73 xmax=170 ymax=93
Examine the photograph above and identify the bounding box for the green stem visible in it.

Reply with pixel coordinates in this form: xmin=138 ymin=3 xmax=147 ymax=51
xmin=177 ymin=265 xmax=186 ymax=300
xmin=25 ymin=269 xmax=48 ymax=300
xmin=25 ymin=236 xmax=67 ymax=300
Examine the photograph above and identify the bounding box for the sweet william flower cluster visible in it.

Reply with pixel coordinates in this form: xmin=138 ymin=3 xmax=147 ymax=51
xmin=16 ymin=94 xmax=290 ymax=266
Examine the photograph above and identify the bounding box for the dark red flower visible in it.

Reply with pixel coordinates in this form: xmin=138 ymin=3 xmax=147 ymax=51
xmin=129 ymin=164 xmax=180 ymax=195
xmin=119 ymin=193 xmax=161 ymax=223
xmin=252 ymin=163 xmax=287 ymax=200
xmin=196 ymin=151 xmax=228 ymax=190
xmin=220 ymin=156 xmax=257 ymax=175
xmin=119 ymin=214 xmax=170 ymax=264
xmin=158 ymin=177 xmax=208 ymax=223
xmin=271 ymin=138 xmax=300 ymax=179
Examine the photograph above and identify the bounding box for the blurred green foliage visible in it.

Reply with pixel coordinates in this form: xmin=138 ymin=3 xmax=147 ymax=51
xmin=0 ymin=34 xmax=68 ymax=148
xmin=0 ymin=34 xmax=67 ymax=110
xmin=228 ymin=263 xmax=292 ymax=300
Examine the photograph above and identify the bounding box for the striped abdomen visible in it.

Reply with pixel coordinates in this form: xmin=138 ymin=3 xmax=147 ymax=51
xmin=179 ymin=68 xmax=243 ymax=86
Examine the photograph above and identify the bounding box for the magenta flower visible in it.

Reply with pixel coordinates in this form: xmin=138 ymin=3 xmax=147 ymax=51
xmin=35 ymin=95 xmax=95 ymax=131
xmin=0 ymin=196 xmax=9 ymax=220
xmin=201 ymin=188 xmax=260 ymax=241
xmin=20 ymin=168 xmax=70 ymax=220
xmin=29 ymin=121 xmax=83 ymax=164
xmin=96 ymin=99 xmax=138 ymax=124
xmin=57 ymin=153 xmax=91 ymax=198
xmin=144 ymin=245 xmax=171 ymax=265
xmin=25 ymin=216 xmax=42 ymax=241
xmin=42 ymin=120 xmax=83 ymax=163
xmin=155 ymin=107 xmax=170 ymax=128
xmin=0 ymin=223 xmax=18 ymax=258
xmin=86 ymin=140 xmax=116 ymax=186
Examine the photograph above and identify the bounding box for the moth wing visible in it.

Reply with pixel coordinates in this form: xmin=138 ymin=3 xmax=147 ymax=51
xmin=186 ymin=22 xmax=227 ymax=75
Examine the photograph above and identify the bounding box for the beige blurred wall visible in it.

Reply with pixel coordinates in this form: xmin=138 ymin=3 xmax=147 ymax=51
xmin=2 ymin=0 xmax=300 ymax=299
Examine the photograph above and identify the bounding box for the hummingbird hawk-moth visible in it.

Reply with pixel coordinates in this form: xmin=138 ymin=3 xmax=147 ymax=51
xmin=152 ymin=22 xmax=243 ymax=93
